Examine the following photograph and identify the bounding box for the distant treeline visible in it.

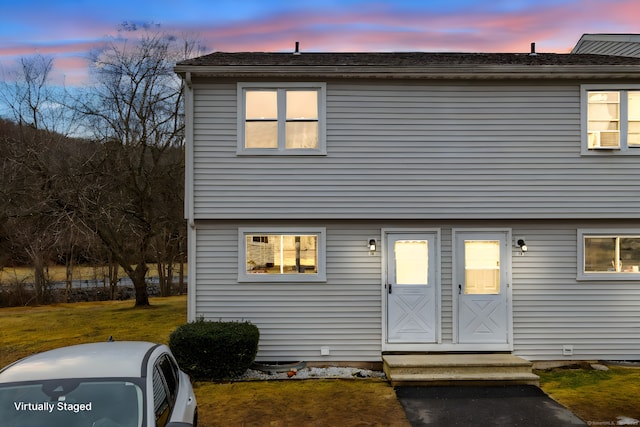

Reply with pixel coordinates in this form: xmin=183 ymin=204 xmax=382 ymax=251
xmin=0 ymin=28 xmax=203 ymax=305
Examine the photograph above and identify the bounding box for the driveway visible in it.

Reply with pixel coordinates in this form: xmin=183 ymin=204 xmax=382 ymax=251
xmin=395 ymin=385 xmax=587 ymax=426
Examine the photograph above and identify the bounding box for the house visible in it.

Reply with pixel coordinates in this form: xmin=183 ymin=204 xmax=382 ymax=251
xmin=174 ymin=39 xmax=640 ymax=365
xmin=572 ymin=33 xmax=640 ymax=57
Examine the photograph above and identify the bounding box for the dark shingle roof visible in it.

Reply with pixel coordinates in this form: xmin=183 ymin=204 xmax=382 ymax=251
xmin=175 ymin=51 xmax=640 ymax=80
xmin=178 ymin=51 xmax=640 ymax=67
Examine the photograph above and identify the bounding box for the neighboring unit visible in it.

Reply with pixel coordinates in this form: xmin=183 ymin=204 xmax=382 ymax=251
xmin=572 ymin=33 xmax=640 ymax=58
xmin=175 ymin=34 xmax=640 ymax=365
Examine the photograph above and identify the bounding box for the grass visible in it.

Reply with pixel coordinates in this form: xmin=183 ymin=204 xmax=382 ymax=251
xmin=0 ymin=264 xmax=184 ymax=284
xmin=538 ymin=365 xmax=640 ymax=425
xmin=0 ymin=296 xmax=185 ymax=367
xmin=1 ymin=296 xmax=639 ymax=426
xmin=196 ymin=380 xmax=409 ymax=427
xmin=0 ymin=296 xmax=409 ymax=426
xmin=1 ymin=265 xmax=113 ymax=283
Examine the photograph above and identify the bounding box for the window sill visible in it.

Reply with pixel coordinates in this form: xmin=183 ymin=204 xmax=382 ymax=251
xmin=581 ymin=148 xmax=640 ymax=156
xmin=237 ymin=149 xmax=327 ymax=156
xmin=238 ymin=274 xmax=327 ymax=283
xmin=577 ymin=273 xmax=640 ymax=281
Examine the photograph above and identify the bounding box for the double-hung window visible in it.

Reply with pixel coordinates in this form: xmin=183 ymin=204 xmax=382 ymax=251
xmin=582 ymin=85 xmax=640 ymax=154
xmin=239 ymin=228 xmax=326 ymax=282
xmin=238 ymin=83 xmax=326 ymax=155
xmin=578 ymin=229 xmax=640 ymax=280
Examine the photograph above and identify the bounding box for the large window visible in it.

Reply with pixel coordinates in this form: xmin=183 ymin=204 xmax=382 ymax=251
xmin=239 ymin=228 xmax=326 ymax=282
xmin=578 ymin=230 xmax=640 ymax=280
xmin=238 ymin=83 xmax=326 ymax=155
xmin=583 ymin=86 xmax=640 ymax=154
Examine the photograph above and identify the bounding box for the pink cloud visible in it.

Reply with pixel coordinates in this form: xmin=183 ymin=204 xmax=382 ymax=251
xmin=189 ymin=0 xmax=639 ymax=54
xmin=0 ymin=40 xmax=107 ymax=58
xmin=2 ymin=0 xmax=639 ymax=86
xmin=0 ymin=40 xmax=105 ymax=85
xmin=51 ymin=56 xmax=93 ymax=86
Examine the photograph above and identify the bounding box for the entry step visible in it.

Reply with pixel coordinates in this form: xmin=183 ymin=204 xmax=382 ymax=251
xmin=383 ymin=354 xmax=540 ymax=387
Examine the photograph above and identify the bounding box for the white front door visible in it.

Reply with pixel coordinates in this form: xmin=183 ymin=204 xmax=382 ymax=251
xmin=454 ymin=230 xmax=511 ymax=345
xmin=386 ymin=232 xmax=438 ymax=343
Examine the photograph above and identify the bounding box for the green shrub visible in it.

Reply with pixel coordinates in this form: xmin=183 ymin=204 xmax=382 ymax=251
xmin=169 ymin=319 xmax=260 ymax=380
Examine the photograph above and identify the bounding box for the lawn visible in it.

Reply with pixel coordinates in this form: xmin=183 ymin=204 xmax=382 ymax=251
xmin=0 ymin=297 xmax=185 ymax=367
xmin=0 ymin=296 xmax=409 ymax=426
xmin=537 ymin=364 xmax=640 ymax=425
xmin=0 ymin=264 xmax=184 ymax=283
xmin=1 ymin=296 xmax=638 ymax=426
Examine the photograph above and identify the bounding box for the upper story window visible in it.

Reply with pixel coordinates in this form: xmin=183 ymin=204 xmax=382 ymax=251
xmin=578 ymin=229 xmax=640 ymax=280
xmin=238 ymin=83 xmax=326 ymax=155
xmin=582 ymin=85 xmax=640 ymax=155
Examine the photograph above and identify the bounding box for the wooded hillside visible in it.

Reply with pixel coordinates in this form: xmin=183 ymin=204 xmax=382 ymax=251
xmin=0 ymin=28 xmax=200 ymax=305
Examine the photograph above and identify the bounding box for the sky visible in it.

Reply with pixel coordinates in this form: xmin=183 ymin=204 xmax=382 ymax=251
xmin=1 ymin=0 xmax=639 ymax=85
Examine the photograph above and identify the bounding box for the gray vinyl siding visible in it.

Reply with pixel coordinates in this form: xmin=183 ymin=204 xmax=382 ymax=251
xmin=191 ymin=80 xmax=640 ymax=220
xmin=440 ymin=229 xmax=454 ymax=343
xmin=189 ymin=76 xmax=640 ymax=362
xmin=193 ymin=221 xmax=383 ymax=362
xmin=193 ymin=219 xmax=640 ymax=362
xmin=512 ymin=221 xmax=640 ymax=361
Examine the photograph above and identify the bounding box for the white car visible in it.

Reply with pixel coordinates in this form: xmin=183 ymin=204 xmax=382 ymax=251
xmin=0 ymin=341 xmax=197 ymax=427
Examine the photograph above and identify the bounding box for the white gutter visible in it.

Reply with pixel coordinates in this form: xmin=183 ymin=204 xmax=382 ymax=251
xmin=174 ymin=64 xmax=640 ymax=80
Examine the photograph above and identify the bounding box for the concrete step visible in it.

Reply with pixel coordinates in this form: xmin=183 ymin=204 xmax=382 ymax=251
xmin=388 ymin=372 xmax=541 ymax=387
xmin=383 ymin=354 xmax=540 ymax=387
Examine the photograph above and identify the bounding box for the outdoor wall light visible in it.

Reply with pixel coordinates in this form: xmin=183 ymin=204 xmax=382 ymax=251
xmin=368 ymin=239 xmax=377 ymax=252
xmin=517 ymin=239 xmax=528 ymax=253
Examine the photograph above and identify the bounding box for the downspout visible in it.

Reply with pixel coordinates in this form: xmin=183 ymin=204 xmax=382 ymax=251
xmin=184 ymin=72 xmax=195 ymax=229
xmin=183 ymin=71 xmax=197 ymax=321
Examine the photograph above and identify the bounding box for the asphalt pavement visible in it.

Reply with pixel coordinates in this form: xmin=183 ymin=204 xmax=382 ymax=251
xmin=395 ymin=385 xmax=587 ymax=426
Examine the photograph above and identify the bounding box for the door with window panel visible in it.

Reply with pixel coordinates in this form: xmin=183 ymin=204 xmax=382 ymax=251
xmin=455 ymin=231 xmax=510 ymax=344
xmin=386 ymin=233 xmax=438 ymax=343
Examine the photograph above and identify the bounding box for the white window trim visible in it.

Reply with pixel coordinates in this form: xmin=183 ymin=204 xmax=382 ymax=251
xmin=238 ymin=227 xmax=327 ymax=282
xmin=577 ymin=229 xmax=640 ymax=280
xmin=581 ymin=84 xmax=640 ymax=156
xmin=237 ymin=82 xmax=327 ymax=156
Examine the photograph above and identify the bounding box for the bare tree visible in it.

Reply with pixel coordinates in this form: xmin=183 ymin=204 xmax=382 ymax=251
xmin=74 ymin=26 xmax=201 ymax=306
xmin=0 ymin=31 xmax=199 ymax=307
xmin=0 ymin=56 xmax=83 ymax=303
xmin=0 ymin=55 xmax=81 ymax=136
